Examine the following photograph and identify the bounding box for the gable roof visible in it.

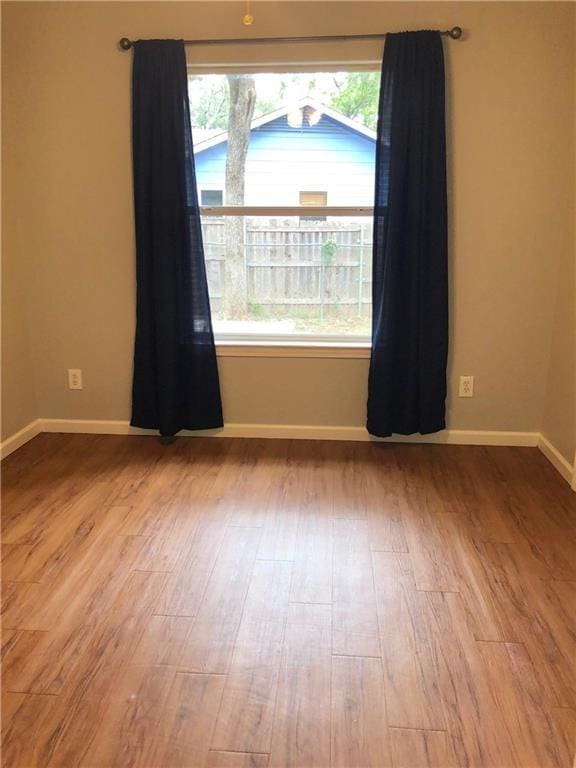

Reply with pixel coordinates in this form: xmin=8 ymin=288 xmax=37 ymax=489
xmin=193 ymin=97 xmax=377 ymax=154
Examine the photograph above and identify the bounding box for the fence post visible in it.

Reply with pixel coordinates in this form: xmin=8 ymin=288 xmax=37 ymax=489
xmin=319 ymin=258 xmax=325 ymax=322
xmin=358 ymin=224 xmax=364 ymax=318
xmin=243 ymin=216 xmax=248 ymax=306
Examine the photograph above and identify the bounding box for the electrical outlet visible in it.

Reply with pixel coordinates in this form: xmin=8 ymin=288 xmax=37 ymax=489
xmin=459 ymin=375 xmax=474 ymax=398
xmin=68 ymin=369 xmax=83 ymax=390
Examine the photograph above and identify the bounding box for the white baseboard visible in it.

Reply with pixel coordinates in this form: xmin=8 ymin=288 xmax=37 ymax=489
xmin=36 ymin=418 xmax=540 ymax=446
xmin=538 ymin=434 xmax=575 ymax=486
xmin=0 ymin=419 xmax=42 ymax=460
xmin=5 ymin=417 xmax=574 ymax=489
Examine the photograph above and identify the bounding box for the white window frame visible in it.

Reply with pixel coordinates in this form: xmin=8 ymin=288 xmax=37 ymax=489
xmin=202 ymin=207 xmax=374 ymax=354
xmin=194 ymin=64 xmax=379 ymax=355
xmin=200 ymin=210 xmax=374 ymax=357
xmin=200 ymin=188 xmax=224 ymax=206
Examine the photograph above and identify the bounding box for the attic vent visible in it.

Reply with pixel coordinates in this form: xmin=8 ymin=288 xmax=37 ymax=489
xmin=287 ymin=105 xmax=323 ymax=129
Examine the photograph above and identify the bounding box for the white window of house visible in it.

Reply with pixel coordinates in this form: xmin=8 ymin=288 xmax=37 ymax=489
xmin=201 ymin=189 xmax=223 ymax=206
xmin=190 ymin=69 xmax=379 ymax=346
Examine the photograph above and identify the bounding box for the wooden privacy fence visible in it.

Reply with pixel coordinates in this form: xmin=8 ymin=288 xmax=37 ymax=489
xmin=202 ymin=219 xmax=373 ymax=318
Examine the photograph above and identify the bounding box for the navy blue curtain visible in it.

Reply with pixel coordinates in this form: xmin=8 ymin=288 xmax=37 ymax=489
xmin=130 ymin=40 xmax=223 ymax=436
xmin=367 ymin=31 xmax=448 ymax=437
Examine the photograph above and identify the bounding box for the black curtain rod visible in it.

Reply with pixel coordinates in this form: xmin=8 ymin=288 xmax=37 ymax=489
xmin=118 ymin=27 xmax=463 ymax=50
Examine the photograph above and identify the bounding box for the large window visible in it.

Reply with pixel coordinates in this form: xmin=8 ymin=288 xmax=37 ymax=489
xmin=190 ymin=70 xmax=379 ymax=343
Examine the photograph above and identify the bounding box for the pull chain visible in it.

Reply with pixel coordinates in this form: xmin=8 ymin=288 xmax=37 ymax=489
xmin=243 ymin=0 xmax=254 ymax=26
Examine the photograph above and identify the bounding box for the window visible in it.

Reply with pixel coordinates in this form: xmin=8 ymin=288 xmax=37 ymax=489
xmin=201 ymin=189 xmax=223 ymax=206
xmin=300 ymin=191 xmax=328 ymax=207
xmin=299 ymin=191 xmax=327 ymax=222
xmin=190 ymin=70 xmax=379 ymax=344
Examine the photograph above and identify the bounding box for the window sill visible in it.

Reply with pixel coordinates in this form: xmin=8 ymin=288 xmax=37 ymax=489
xmin=215 ymin=340 xmax=371 ymax=359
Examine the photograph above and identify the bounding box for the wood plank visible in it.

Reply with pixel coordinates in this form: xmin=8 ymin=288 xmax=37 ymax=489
xmin=1 ymin=628 xmax=18 ymax=657
xmin=551 ymin=708 xmax=576 ymax=768
xmin=2 ymin=436 xmax=136 ymax=544
xmin=133 ymin=455 xmax=233 ymax=572
xmin=364 ymin=456 xmax=409 ymax=553
xmin=290 ymin=510 xmax=333 ymax=604
xmin=2 ymin=581 xmax=45 ymax=630
xmin=402 ymin=509 xmax=461 ymax=593
xmin=147 ymin=672 xmax=226 ymax=768
xmin=207 ymin=752 xmax=269 ymax=768
xmin=1 ymin=692 xmax=60 ymax=768
xmin=437 ymin=513 xmax=510 ymax=641
xmin=4 ymin=536 xmax=152 ymax=694
xmin=331 ymin=442 xmax=368 ymax=519
xmin=428 ymin=445 xmax=520 ymax=544
xmin=479 ymin=544 xmax=576 ymax=708
xmin=372 ymin=552 xmax=445 ymax=730
xmin=332 ymin=519 xmax=380 ymax=658
xmin=423 ymin=591 xmax=517 ymax=766
xmin=1 ymin=691 xmax=27 ymax=737
xmin=25 ymin=530 xmax=149 ymax=631
xmin=157 ymin=504 xmax=231 ymax=617
xmin=389 ymin=728 xmax=457 ymax=768
xmin=331 ymin=655 xmax=391 ymax=768
xmin=77 ymin=615 xmax=200 ymax=766
xmin=269 ymin=609 xmax=331 ymax=767
xmin=228 ymin=451 xmax=285 ymax=529
xmin=79 ymin=664 xmax=178 ymax=768
xmin=131 ymin=614 xmax=195 ymax=668
xmin=478 ymin=640 xmax=568 ymax=767
xmin=257 ymin=465 xmax=301 ymax=561
xmin=40 ymin=571 xmax=168 ymax=767
xmin=2 ymin=630 xmax=49 ymax=692
xmin=211 ymin=560 xmax=292 ymax=754
xmin=4 ymin=481 xmax=120 ymax=584
xmin=178 ymin=526 xmax=261 ymax=673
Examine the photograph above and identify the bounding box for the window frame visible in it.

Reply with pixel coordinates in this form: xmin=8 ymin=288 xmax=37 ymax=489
xmin=200 ymin=189 xmax=224 ymax=206
xmin=193 ymin=64 xmax=380 ymax=352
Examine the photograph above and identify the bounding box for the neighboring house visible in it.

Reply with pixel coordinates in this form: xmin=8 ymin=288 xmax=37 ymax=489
xmin=193 ymin=98 xmax=377 ymax=207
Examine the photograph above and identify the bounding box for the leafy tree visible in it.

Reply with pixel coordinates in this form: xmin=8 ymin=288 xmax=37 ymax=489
xmin=329 ymin=72 xmax=380 ymax=130
xmin=188 ymin=75 xmax=229 ymax=129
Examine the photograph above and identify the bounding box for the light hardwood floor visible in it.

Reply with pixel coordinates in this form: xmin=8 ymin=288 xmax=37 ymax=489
xmin=1 ymin=434 xmax=575 ymax=768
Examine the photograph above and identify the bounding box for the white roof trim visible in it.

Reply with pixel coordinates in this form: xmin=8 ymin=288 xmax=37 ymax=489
xmin=193 ymin=97 xmax=376 ymax=153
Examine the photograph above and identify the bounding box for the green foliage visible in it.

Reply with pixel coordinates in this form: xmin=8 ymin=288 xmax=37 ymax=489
xmin=189 ymin=72 xmax=380 ymax=131
xmin=188 ymin=75 xmax=230 ymax=130
xmin=321 ymin=239 xmax=338 ymax=265
xmin=248 ymin=301 xmax=264 ymax=317
xmin=329 ymin=72 xmax=380 ymax=130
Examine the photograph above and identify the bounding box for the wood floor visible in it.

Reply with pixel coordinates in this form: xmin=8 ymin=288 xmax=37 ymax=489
xmin=1 ymin=434 xmax=575 ymax=768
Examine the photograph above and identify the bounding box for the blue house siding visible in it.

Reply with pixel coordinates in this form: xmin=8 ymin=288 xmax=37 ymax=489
xmin=194 ymin=112 xmax=376 ymax=207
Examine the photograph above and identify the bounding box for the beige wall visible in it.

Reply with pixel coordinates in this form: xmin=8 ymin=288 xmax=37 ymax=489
xmin=1 ymin=233 xmax=37 ymax=440
xmin=1 ymin=18 xmax=38 ymax=441
xmin=541 ymin=57 xmax=576 ymax=467
xmin=541 ymin=246 xmax=575 ymax=465
xmin=2 ymin=2 xmax=575 ymax=442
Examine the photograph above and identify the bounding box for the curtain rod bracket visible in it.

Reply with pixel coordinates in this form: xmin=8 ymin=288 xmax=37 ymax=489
xmin=117 ymin=27 xmax=463 ymax=51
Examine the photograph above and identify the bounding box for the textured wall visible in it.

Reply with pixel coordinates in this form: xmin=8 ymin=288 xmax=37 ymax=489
xmin=2 ymin=2 xmax=574 ymax=445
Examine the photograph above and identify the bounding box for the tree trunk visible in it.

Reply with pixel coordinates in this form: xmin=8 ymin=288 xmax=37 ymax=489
xmin=223 ymin=75 xmax=256 ymax=319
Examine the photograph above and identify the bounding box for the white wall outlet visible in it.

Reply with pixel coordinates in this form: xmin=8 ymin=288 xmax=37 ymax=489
xmin=68 ymin=369 xmax=83 ymax=390
xmin=459 ymin=375 xmax=474 ymax=398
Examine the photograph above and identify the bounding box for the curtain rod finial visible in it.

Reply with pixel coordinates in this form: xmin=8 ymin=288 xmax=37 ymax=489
xmin=449 ymin=26 xmax=463 ymax=39
xmin=119 ymin=37 xmax=133 ymax=50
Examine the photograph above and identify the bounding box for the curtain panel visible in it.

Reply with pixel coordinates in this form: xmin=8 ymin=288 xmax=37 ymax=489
xmin=367 ymin=31 xmax=448 ymax=437
xmin=130 ymin=40 xmax=223 ymax=436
